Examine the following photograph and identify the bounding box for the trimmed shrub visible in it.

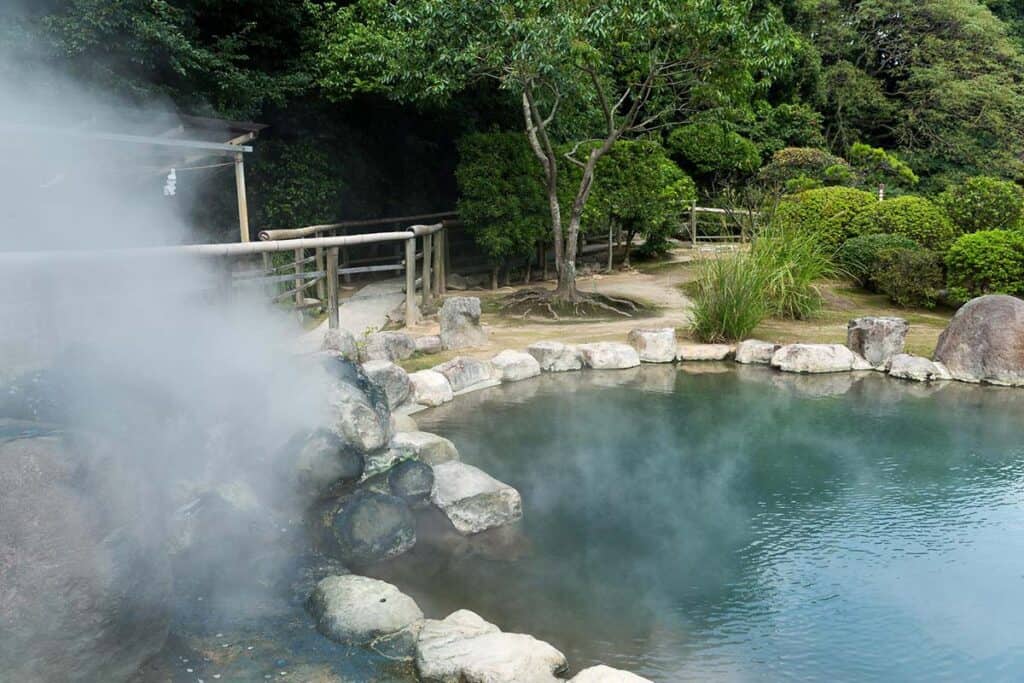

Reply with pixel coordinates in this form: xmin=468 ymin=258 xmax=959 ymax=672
xmin=771 ymin=187 xmax=878 ymax=252
xmin=751 ymin=224 xmax=837 ymax=319
xmin=945 ymin=230 xmax=1024 ymax=302
xmin=848 ymin=143 xmax=919 ymax=190
xmin=757 ymin=147 xmax=851 ymax=190
xmin=937 ymin=176 xmax=1024 ymax=233
xmin=667 ymin=122 xmax=760 ymax=176
xmin=848 ymin=196 xmax=959 ymax=251
xmin=874 ymin=248 xmax=945 ymax=308
xmin=837 ymin=233 xmax=921 ymax=288
xmin=690 ymin=254 xmax=768 ymax=342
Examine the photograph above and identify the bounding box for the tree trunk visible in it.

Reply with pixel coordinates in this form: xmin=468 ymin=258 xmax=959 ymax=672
xmin=624 ymin=227 xmax=636 ymax=268
xmin=490 ymin=265 xmax=499 ymax=290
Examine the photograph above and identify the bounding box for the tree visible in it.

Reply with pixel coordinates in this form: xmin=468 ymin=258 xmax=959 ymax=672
xmin=311 ymin=0 xmax=794 ymax=304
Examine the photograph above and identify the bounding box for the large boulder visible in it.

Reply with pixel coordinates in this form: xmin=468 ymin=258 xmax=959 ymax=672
xmin=734 ymin=339 xmax=779 ymax=365
xmin=627 ymin=328 xmax=677 ymax=363
xmin=431 ymin=461 xmax=522 ymax=535
xmin=409 ymin=370 xmax=454 ymax=406
xmin=416 ymin=609 xmax=567 ymax=683
xmin=361 ymin=331 xmax=417 ymax=362
xmin=322 ymin=354 xmax=392 ymax=453
xmin=0 ymin=430 xmax=172 ymax=682
xmin=391 ymin=430 xmax=460 ymax=465
xmin=362 ymin=360 xmax=412 ymax=409
xmin=308 ymin=575 xmax=423 ymax=659
xmin=570 ymin=665 xmax=653 ymax=682
xmin=318 ymin=490 xmax=416 ymax=565
xmin=490 ymin=350 xmax=541 ymax=382
xmin=288 ymin=428 xmax=365 ymax=497
xmin=578 ymin=342 xmax=641 ymax=370
xmin=392 ymin=413 xmax=418 ymax=433
xmin=887 ymin=354 xmax=952 ymax=382
xmin=770 ymin=343 xmax=869 ymax=374
xmin=439 ymin=297 xmax=488 ymax=350
xmin=676 ymin=343 xmax=733 ymax=361
xmin=934 ymin=294 xmax=1024 ymax=386
xmin=321 ymin=328 xmax=359 ymax=359
xmin=846 ymin=316 xmax=908 ymax=368
xmin=433 ymin=357 xmax=495 ymax=392
xmin=387 ymin=460 xmax=435 ymax=506
xmin=527 ymin=341 xmax=583 ymax=372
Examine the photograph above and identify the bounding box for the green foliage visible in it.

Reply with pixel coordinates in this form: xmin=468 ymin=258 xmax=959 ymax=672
xmin=247 ymin=140 xmax=346 ymax=229
xmin=945 ymin=229 xmax=1024 ymax=301
xmin=749 ymin=102 xmax=826 ymax=156
xmin=666 ymin=122 xmax=760 ymax=177
xmin=456 ymin=131 xmax=548 ymax=264
xmin=750 ymin=223 xmax=837 ymax=319
xmin=772 ymin=186 xmax=878 ymax=251
xmin=937 ymin=176 xmax=1024 ymax=233
xmin=690 ymin=254 xmax=768 ymax=342
xmin=848 ymin=143 xmax=919 ymax=191
xmin=848 ymin=196 xmax=960 ymax=251
xmin=757 ymin=147 xmax=852 ymax=192
xmin=837 ymin=233 xmax=921 ymax=288
xmin=873 ymin=248 xmax=945 ymax=308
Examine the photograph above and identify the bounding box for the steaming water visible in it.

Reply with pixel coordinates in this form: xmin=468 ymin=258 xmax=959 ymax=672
xmin=405 ymin=365 xmax=1024 ymax=682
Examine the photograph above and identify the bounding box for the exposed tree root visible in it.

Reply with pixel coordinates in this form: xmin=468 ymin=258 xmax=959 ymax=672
xmin=498 ymin=287 xmax=639 ymax=319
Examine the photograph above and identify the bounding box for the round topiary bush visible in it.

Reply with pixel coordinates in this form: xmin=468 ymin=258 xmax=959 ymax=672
xmin=848 ymin=196 xmax=959 ymax=251
xmin=757 ymin=147 xmax=851 ymax=191
xmin=945 ymin=229 xmax=1024 ymax=302
xmin=873 ymin=248 xmax=945 ymax=309
xmin=937 ymin=176 xmax=1024 ymax=233
xmin=837 ymin=233 xmax=921 ymax=287
xmin=771 ymin=186 xmax=878 ymax=251
xmin=667 ymin=122 xmax=760 ymax=176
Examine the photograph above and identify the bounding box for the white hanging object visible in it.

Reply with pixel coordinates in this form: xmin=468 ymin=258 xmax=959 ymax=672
xmin=163 ymin=168 xmax=177 ymax=197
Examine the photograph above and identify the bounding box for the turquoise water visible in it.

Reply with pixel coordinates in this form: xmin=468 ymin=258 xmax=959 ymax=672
xmin=403 ymin=365 xmax=1024 ymax=682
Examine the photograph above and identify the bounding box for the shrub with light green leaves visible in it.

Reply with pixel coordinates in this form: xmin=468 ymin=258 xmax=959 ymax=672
xmin=945 ymin=230 xmax=1024 ymax=302
xmin=937 ymin=176 xmax=1024 ymax=233
xmin=848 ymin=196 xmax=959 ymax=251
xmin=837 ymin=233 xmax=921 ymax=288
xmin=772 ymin=186 xmax=878 ymax=252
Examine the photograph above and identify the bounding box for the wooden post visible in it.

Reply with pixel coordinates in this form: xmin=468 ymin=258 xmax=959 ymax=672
xmin=294 ymin=247 xmax=303 ymax=307
xmin=607 ymin=222 xmax=614 ymax=272
xmin=442 ymin=228 xmax=450 ymax=294
xmin=234 ymin=152 xmax=250 ymax=242
xmin=690 ymin=200 xmax=698 ymax=248
xmin=405 ymin=237 xmax=417 ymax=326
xmin=315 ymin=242 xmax=326 ymax=305
xmin=422 ymin=232 xmax=433 ymax=309
xmin=326 ymin=247 xmax=339 ymax=330
xmin=433 ymin=227 xmax=444 ymax=297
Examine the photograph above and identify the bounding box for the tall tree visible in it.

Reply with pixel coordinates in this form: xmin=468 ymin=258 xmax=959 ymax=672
xmin=312 ymin=0 xmax=793 ymax=303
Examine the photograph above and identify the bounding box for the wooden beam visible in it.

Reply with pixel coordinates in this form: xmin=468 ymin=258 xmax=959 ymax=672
xmin=422 ymin=232 xmax=433 ymax=309
xmin=405 ymin=237 xmax=417 ymax=326
xmin=326 ymin=248 xmax=340 ymax=330
xmin=234 ymin=152 xmax=250 ymax=242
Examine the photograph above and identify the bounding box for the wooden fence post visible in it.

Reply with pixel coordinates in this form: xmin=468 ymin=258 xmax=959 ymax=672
xmin=405 ymin=237 xmax=417 ymax=326
xmin=315 ymin=242 xmax=325 ymax=305
xmin=326 ymin=247 xmax=339 ymax=330
xmin=422 ymin=232 xmax=433 ymax=309
xmin=690 ymin=200 xmax=698 ymax=248
xmin=294 ymin=247 xmax=303 ymax=307
xmin=433 ymin=227 xmax=444 ymax=297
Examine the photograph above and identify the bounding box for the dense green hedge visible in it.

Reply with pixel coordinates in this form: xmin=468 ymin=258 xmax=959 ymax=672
xmin=771 ymin=187 xmax=877 ymax=251
xmin=836 ymin=233 xmax=921 ymax=287
xmin=945 ymin=230 xmax=1024 ymax=302
xmin=667 ymin=122 xmax=760 ymax=176
xmin=848 ymin=196 xmax=958 ymax=251
xmin=757 ymin=147 xmax=852 ymax=191
xmin=937 ymin=176 xmax=1024 ymax=233
xmin=874 ymin=248 xmax=945 ymax=308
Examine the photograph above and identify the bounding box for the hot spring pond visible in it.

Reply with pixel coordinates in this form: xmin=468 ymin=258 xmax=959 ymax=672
xmin=393 ymin=364 xmax=1024 ymax=681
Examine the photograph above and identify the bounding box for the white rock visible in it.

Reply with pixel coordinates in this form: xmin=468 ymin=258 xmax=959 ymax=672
xmin=439 ymin=297 xmax=488 ymax=350
xmin=416 ymin=610 xmax=567 ymax=683
xmin=415 ymin=335 xmax=444 ymax=354
xmin=491 ymin=350 xmax=541 ymax=382
xmin=321 ymin=328 xmax=359 ymax=359
xmin=627 ymin=328 xmax=677 ymax=363
xmin=676 ymin=343 xmax=733 ymax=361
xmin=327 ymin=379 xmax=391 ymax=452
xmin=392 ymin=431 xmax=460 ymax=465
xmin=362 ymin=360 xmax=412 ymax=409
xmin=409 ymin=370 xmax=454 ymax=407
xmin=734 ymin=339 xmax=779 ymax=364
xmin=527 ymin=341 xmax=583 ymax=372
xmin=578 ymin=342 xmax=641 ymax=370
xmin=887 ymin=354 xmax=952 ymax=382
xmin=431 ymin=461 xmax=522 ymax=535
xmin=308 ymin=575 xmax=423 ymax=658
xmin=846 ymin=317 xmax=909 ymax=368
xmin=361 ymin=331 xmax=416 ymax=362
xmin=433 ymin=357 xmax=494 ymax=392
xmin=770 ymin=344 xmax=859 ymax=374
xmin=570 ymin=665 xmax=653 ymax=682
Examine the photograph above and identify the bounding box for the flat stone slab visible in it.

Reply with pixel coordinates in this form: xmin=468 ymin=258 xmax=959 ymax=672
xmin=431 ymin=461 xmax=523 ymax=535
xmin=416 ymin=609 xmax=567 ymax=683
xmin=627 ymin=328 xmax=676 ymax=363
xmin=527 ymin=341 xmax=583 ymax=372
xmin=771 ymin=343 xmax=862 ymax=374
xmin=391 ymin=431 xmax=460 ymax=465
xmin=308 ymin=575 xmax=423 ymax=659
xmin=578 ymin=342 xmax=641 ymax=370
xmin=433 ymin=357 xmax=495 ymax=392
xmin=676 ymin=343 xmax=733 ymax=361
xmin=409 ymin=370 xmax=454 ymax=407
xmin=734 ymin=339 xmax=779 ymax=364
xmin=887 ymin=354 xmax=952 ymax=382
xmin=491 ymin=350 xmax=541 ymax=382
xmin=570 ymin=665 xmax=653 ymax=682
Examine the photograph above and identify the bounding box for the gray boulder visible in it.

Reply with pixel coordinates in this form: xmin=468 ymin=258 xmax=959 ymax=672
xmin=439 ymin=297 xmax=488 ymax=350
xmin=734 ymin=339 xmax=779 ymax=365
xmin=490 ymin=350 xmax=541 ymax=382
xmin=627 ymin=328 xmax=677 ymax=363
xmin=388 ymin=460 xmax=435 ymax=505
xmin=409 ymin=370 xmax=454 ymax=406
xmin=319 ymin=490 xmax=416 ymax=565
xmin=362 ymin=360 xmax=412 ymax=409
xmin=847 ymin=316 xmax=908 ymax=368
xmin=321 ymin=328 xmax=359 ymax=359
xmin=308 ymin=575 xmax=424 ymax=659
xmin=431 ymin=461 xmax=523 ymax=535
xmin=392 ymin=413 xmax=418 ymax=433
xmin=361 ymin=331 xmax=417 ymax=362
xmin=934 ymin=294 xmax=1024 ymax=385
xmin=527 ymin=341 xmax=583 ymax=372
xmin=676 ymin=343 xmax=733 ymax=361
xmin=770 ymin=343 xmax=863 ymax=374
xmin=327 ymin=376 xmax=392 ymax=453
xmin=415 ymin=335 xmax=443 ymax=355
xmin=392 ymin=430 xmax=460 ymax=465
xmin=578 ymin=342 xmax=641 ymax=370
xmin=887 ymin=354 xmax=952 ymax=382
xmin=433 ymin=356 xmax=495 ymax=392
xmin=289 ymin=428 xmax=365 ymax=496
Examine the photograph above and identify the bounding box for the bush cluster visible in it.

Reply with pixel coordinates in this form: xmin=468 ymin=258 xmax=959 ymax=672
xmin=836 ymin=233 xmax=921 ymax=287
xmin=873 ymin=248 xmax=945 ymax=309
xmin=771 ymin=186 xmax=877 ymax=251
xmin=847 ymin=195 xmax=958 ymax=251
xmin=937 ymin=176 xmax=1024 ymax=233
xmin=945 ymin=230 xmax=1024 ymax=302
xmin=757 ymin=147 xmax=852 ymax=192
xmin=667 ymin=122 xmax=761 ymax=176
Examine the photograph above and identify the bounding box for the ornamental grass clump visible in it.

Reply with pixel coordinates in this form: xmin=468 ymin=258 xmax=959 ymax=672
xmin=750 ymin=223 xmax=838 ymax=319
xmin=690 ymin=253 xmax=768 ymax=343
